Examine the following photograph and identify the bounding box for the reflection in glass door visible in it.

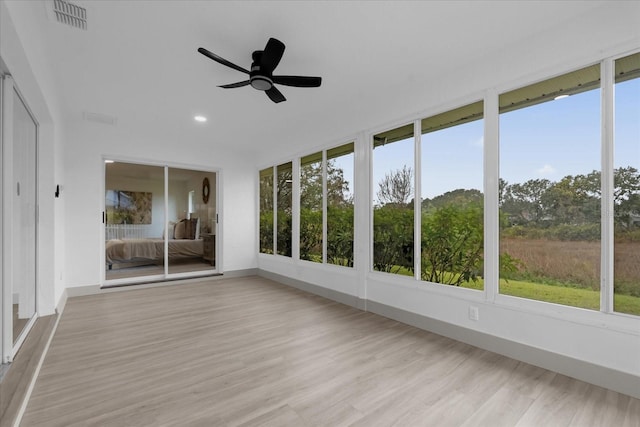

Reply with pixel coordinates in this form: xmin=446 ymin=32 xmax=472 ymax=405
xmin=105 ymin=162 xmax=166 ymax=281
xmin=2 ymin=76 xmax=38 ymax=363
xmin=167 ymin=168 xmax=217 ymax=275
xmin=12 ymin=87 xmax=37 ymax=346
xmin=104 ymin=162 xmax=217 ymax=283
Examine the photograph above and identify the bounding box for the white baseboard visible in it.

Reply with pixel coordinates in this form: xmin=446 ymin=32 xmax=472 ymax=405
xmin=55 ymin=289 xmax=68 ymax=315
xmin=258 ymin=270 xmax=365 ymax=310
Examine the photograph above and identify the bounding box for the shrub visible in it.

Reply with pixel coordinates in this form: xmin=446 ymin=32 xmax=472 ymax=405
xmin=421 ymin=205 xmax=483 ymax=286
xmin=373 ymin=206 xmax=414 ymax=273
xmin=327 ymin=205 xmax=354 ymax=266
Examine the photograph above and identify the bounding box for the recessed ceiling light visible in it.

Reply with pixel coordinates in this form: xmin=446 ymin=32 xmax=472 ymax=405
xmin=194 ymin=115 xmax=207 ymax=122
xmin=554 ymin=94 xmax=569 ymax=100
xmin=104 ymin=159 xmax=114 ymax=163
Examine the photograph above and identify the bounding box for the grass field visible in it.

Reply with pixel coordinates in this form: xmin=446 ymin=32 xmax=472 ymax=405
xmin=378 ymin=237 xmax=640 ymax=316
xmin=499 ymin=238 xmax=640 ymax=315
xmin=453 ymin=277 xmax=640 ymax=315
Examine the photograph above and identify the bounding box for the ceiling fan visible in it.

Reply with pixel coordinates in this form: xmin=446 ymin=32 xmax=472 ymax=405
xmin=198 ymin=38 xmax=322 ymax=103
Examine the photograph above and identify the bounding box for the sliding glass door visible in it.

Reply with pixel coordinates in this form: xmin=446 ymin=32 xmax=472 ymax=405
xmin=105 ymin=162 xmax=166 ymax=280
xmin=167 ymin=168 xmax=217 ymax=275
xmin=104 ymin=162 xmax=218 ymax=284
xmin=2 ymin=75 xmax=38 ymax=363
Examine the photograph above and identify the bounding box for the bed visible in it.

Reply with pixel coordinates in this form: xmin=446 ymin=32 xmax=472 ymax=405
xmin=105 ymin=218 xmax=204 ymax=270
xmin=105 ymin=238 xmax=204 ymax=269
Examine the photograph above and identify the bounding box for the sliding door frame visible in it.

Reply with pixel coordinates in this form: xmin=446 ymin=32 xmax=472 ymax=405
xmin=1 ymin=74 xmax=39 ymax=363
xmin=101 ymin=157 xmax=221 ymax=287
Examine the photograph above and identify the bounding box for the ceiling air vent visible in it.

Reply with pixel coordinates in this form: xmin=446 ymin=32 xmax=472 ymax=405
xmin=52 ymin=0 xmax=87 ymax=30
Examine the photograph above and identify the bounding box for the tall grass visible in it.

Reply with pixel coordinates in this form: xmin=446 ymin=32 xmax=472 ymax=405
xmin=500 ymin=238 xmax=601 ymax=289
xmin=499 ymin=237 xmax=640 ymax=315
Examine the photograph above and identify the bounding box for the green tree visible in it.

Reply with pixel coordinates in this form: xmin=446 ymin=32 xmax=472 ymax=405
xmin=423 ymin=189 xmax=483 ymax=212
xmin=543 ymin=172 xmax=600 ymax=226
xmin=501 ymin=178 xmax=552 ymax=226
xmin=614 ymin=166 xmax=640 ymax=229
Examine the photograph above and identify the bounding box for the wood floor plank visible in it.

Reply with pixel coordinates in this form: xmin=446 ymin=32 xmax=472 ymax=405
xmin=20 ymin=276 xmax=640 ymax=426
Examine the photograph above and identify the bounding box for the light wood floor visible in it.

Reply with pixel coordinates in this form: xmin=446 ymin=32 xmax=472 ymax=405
xmin=21 ymin=276 xmax=640 ymax=426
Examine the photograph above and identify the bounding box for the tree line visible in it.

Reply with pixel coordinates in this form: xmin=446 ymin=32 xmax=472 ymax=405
xmin=261 ymin=162 xmax=639 ymax=286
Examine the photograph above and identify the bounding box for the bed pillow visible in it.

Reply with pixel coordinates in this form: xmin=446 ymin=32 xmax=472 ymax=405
xmin=185 ymin=218 xmax=198 ymax=240
xmin=194 ymin=217 xmax=201 ymax=240
xmin=174 ymin=220 xmax=186 ymax=239
xmin=163 ymin=221 xmax=177 ymax=240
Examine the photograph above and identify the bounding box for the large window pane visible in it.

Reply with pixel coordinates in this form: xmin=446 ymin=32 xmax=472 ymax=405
xmin=327 ymin=143 xmax=354 ymax=267
xmin=300 ymin=153 xmax=323 ymax=262
xmin=614 ymin=52 xmax=640 ymax=316
xmin=277 ymin=162 xmax=293 ymax=257
xmin=373 ymin=124 xmax=414 ymax=276
xmin=499 ymin=65 xmax=601 ymax=309
xmin=259 ymin=167 xmax=274 ymax=254
xmin=421 ymin=102 xmax=484 ymax=288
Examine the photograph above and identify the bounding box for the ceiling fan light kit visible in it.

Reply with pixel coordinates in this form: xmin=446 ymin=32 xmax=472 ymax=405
xmin=198 ymin=37 xmax=322 ymax=103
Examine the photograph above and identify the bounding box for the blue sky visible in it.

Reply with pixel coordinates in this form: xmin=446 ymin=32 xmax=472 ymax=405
xmin=370 ymin=78 xmax=639 ymax=202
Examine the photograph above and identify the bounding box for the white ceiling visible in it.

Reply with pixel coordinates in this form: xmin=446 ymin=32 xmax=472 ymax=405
xmin=6 ymin=0 xmax=615 ymax=162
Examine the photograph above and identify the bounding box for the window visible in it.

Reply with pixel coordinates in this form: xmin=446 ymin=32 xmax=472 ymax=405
xmin=421 ymin=102 xmax=484 ymax=288
xmin=327 ymin=143 xmax=355 ymax=267
xmin=259 ymin=167 xmax=274 ymax=254
xmin=614 ymin=52 xmax=640 ymax=316
xmin=499 ymin=65 xmax=602 ymax=309
xmin=299 ymin=143 xmax=355 ymax=266
xmin=188 ymin=190 xmax=195 ymax=216
xmin=276 ymin=162 xmax=293 ymax=257
xmin=300 ymin=152 xmax=323 ymax=262
xmin=373 ymin=124 xmax=414 ymax=276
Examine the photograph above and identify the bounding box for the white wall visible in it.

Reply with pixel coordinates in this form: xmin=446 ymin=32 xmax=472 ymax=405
xmin=63 ymin=119 xmax=257 ymax=287
xmin=258 ymin=2 xmax=640 ymax=386
xmin=1 ymin=1 xmax=63 ymax=316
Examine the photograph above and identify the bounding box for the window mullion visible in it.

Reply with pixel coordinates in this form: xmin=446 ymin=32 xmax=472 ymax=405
xmin=272 ymin=166 xmax=277 ymax=255
xmin=322 ymin=150 xmax=327 ymax=264
xmin=484 ymin=90 xmax=499 ymax=303
xmin=601 ymin=58 xmax=615 ymax=314
xmin=413 ymin=120 xmax=421 ymax=281
xmin=292 ymin=160 xmax=300 ymax=261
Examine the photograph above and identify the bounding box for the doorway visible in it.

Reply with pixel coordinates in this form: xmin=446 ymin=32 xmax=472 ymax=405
xmin=103 ymin=161 xmax=219 ymax=285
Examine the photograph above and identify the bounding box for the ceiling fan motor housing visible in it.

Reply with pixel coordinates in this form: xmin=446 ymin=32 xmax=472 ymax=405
xmin=250 ymin=51 xmax=273 ymax=91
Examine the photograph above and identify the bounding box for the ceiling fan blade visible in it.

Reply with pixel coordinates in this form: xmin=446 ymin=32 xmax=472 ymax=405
xmin=218 ymin=80 xmax=251 ymax=89
xmin=197 ymin=47 xmax=249 ymax=74
xmin=265 ymin=86 xmax=286 ymax=103
xmin=272 ymin=75 xmax=322 ymax=87
xmin=260 ymin=38 xmax=285 ymax=74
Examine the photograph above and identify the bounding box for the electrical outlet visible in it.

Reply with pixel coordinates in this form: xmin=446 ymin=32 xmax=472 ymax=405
xmin=469 ymin=306 xmax=479 ymax=321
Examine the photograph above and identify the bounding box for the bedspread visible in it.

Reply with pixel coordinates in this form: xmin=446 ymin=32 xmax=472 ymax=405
xmin=106 ymin=238 xmax=203 ymax=264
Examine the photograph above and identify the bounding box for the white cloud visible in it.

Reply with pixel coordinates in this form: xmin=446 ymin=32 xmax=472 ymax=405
xmin=536 ymin=164 xmax=556 ymax=176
